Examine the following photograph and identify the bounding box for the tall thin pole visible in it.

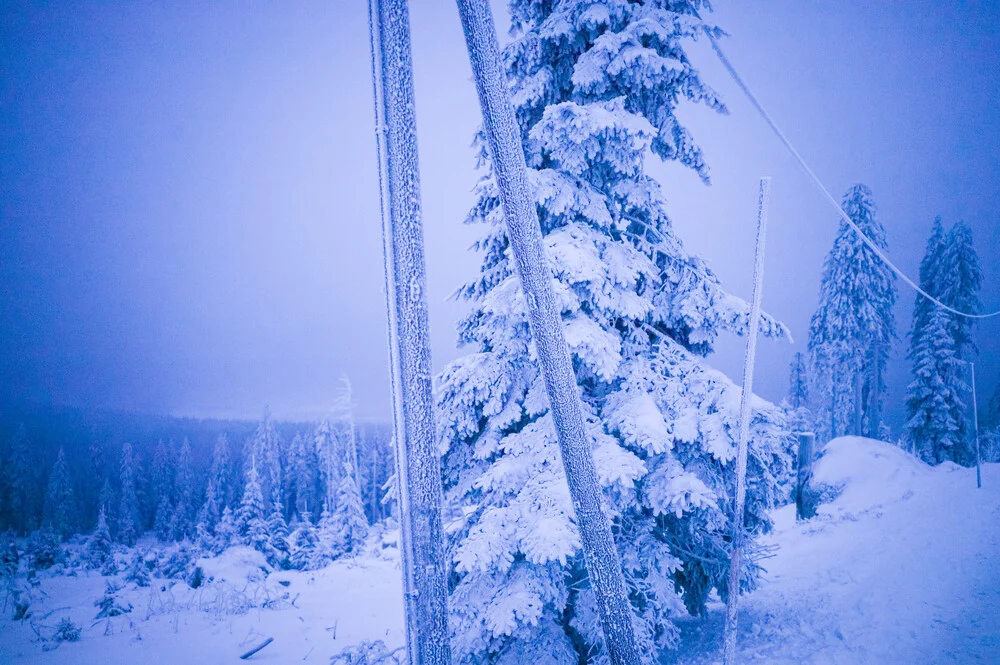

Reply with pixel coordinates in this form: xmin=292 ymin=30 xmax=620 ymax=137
xmin=367 ymin=0 xmax=451 ymax=663
xmin=722 ymin=178 xmax=771 ymax=665
xmin=452 ymin=1 xmax=640 ymax=663
xmin=971 ymin=361 xmax=982 ymax=489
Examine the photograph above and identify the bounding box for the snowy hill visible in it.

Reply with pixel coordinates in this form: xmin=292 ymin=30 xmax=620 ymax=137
xmin=673 ymin=437 xmax=1000 ymax=665
xmin=2 ymin=437 xmax=998 ymax=664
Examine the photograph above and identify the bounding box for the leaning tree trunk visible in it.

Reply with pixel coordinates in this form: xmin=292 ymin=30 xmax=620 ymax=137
xmin=453 ymin=2 xmax=640 ymax=663
xmin=368 ymin=0 xmax=451 ymax=663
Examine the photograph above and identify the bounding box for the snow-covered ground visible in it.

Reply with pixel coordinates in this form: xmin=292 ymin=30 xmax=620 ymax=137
xmin=0 ymin=546 xmax=405 ymax=664
xmin=2 ymin=437 xmax=998 ymax=664
xmin=672 ymin=437 xmax=1000 ymax=665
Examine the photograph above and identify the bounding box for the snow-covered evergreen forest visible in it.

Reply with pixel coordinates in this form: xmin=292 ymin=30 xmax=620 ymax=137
xmin=2 ymin=0 xmax=999 ymax=663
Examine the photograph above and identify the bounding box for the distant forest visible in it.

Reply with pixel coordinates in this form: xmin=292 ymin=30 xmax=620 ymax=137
xmin=0 ymin=400 xmax=394 ymax=539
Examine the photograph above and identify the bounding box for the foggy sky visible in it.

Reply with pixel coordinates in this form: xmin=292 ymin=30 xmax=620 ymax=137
xmin=2 ymin=1 xmax=998 ymax=427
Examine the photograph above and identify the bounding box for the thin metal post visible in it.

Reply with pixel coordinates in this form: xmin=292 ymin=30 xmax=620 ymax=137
xmin=722 ymin=178 xmax=771 ymax=665
xmin=971 ymin=362 xmax=981 ymax=489
xmin=367 ymin=0 xmax=451 ymax=662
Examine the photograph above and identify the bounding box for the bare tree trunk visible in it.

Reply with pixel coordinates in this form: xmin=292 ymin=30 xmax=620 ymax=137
xmin=452 ymin=2 xmax=639 ymax=663
xmin=368 ymin=0 xmax=451 ymax=662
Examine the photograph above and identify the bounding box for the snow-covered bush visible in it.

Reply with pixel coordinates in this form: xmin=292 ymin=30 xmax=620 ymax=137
xmin=159 ymin=545 xmax=196 ymax=580
xmin=125 ymin=551 xmax=151 ymax=587
xmin=0 ymin=531 xmax=18 ymax=579
xmin=53 ymin=617 xmax=82 ymax=642
xmin=330 ymin=640 xmax=404 ymax=665
xmin=94 ymin=580 xmax=132 ymax=618
xmin=438 ymin=2 xmax=793 ymax=662
xmin=27 ymin=528 xmax=64 ymax=570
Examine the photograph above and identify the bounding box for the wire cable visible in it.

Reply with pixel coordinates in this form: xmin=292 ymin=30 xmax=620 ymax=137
xmin=701 ymin=26 xmax=1000 ymax=320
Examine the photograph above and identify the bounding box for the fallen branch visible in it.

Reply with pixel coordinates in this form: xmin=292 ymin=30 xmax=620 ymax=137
xmin=240 ymin=637 xmax=274 ymax=660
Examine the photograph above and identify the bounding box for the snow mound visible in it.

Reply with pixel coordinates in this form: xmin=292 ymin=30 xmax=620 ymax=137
xmin=196 ymin=545 xmax=270 ymax=584
xmin=673 ymin=437 xmax=1000 ymax=664
xmin=810 ymin=436 xmax=931 ymax=516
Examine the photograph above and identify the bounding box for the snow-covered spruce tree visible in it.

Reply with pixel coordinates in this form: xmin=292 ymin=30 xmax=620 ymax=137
xmin=148 ymin=440 xmax=174 ymax=531
xmin=5 ymin=424 xmax=36 ymax=534
xmin=333 ymin=376 xmax=360 ymax=470
xmin=941 ymin=221 xmax=982 ymax=358
xmin=905 ymin=218 xmax=947 ymax=454
xmin=98 ymin=478 xmax=117 ymax=537
xmin=289 ymin=513 xmax=321 ymax=570
xmin=86 ymin=508 xmax=114 ymax=569
xmin=209 ymin=434 xmax=234 ymax=509
xmin=905 ymin=219 xmax=981 ymax=465
xmin=171 ymin=438 xmax=195 ymax=541
xmin=785 ymin=352 xmax=813 ymax=434
xmin=153 ymin=494 xmax=174 ymax=542
xmin=331 ymin=461 xmax=368 ymax=558
xmin=267 ymin=500 xmax=290 ymax=567
xmin=42 ymin=448 xmax=77 ymax=540
xmin=788 ymin=352 xmax=809 ymax=410
xmin=985 ymin=381 xmax=1000 ymax=433
xmin=247 ymin=410 xmax=284 ymax=511
xmin=808 ymin=184 xmax=897 ymax=441
xmin=118 ymin=442 xmax=141 ymax=546
xmin=315 ymin=502 xmax=337 ymax=563
xmin=905 ymin=305 xmax=964 ymax=463
xmin=437 ymin=3 xmax=793 ymax=661
xmin=195 ymin=481 xmax=221 ymax=550
xmin=214 ymin=506 xmax=237 ymax=553
xmin=238 ymin=460 xmax=274 ymax=561
xmin=314 ymin=419 xmax=341 ymax=512
xmin=289 ymin=432 xmax=318 ymax=521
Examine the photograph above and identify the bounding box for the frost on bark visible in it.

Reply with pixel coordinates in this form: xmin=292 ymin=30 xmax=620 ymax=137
xmin=368 ymin=0 xmax=451 ymax=663
xmin=454 ymin=1 xmax=640 ymax=663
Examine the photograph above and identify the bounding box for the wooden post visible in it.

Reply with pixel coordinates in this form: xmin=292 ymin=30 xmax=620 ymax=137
xmin=795 ymin=432 xmax=816 ymax=520
xmin=367 ymin=0 xmax=452 ymax=662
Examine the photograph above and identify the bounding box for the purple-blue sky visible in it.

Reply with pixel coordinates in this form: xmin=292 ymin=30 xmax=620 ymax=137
xmin=2 ymin=1 xmax=998 ymax=428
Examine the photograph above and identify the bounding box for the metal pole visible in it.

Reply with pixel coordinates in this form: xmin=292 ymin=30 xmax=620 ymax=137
xmin=367 ymin=0 xmax=451 ymax=662
xmin=971 ymin=362 xmax=982 ymax=489
xmin=452 ymin=1 xmax=640 ymax=663
xmin=722 ymin=178 xmax=771 ymax=665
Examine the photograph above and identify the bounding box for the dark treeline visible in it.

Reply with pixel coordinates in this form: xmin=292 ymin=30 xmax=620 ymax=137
xmin=0 ymin=400 xmax=394 ymax=543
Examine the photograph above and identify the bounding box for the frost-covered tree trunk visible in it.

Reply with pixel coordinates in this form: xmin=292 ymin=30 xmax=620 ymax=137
xmin=454 ymin=1 xmax=640 ymax=662
xmin=369 ymin=0 xmax=451 ymax=662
